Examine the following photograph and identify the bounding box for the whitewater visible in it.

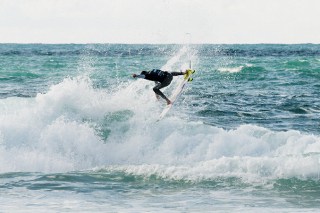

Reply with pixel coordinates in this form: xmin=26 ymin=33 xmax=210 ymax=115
xmin=0 ymin=43 xmax=320 ymax=212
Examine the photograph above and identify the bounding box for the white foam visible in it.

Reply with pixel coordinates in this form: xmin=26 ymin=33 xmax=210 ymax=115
xmin=101 ymin=124 xmax=320 ymax=182
xmin=218 ymin=66 xmax=243 ymax=73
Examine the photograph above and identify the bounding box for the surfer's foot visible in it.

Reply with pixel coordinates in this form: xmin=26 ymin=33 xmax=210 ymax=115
xmin=166 ymin=98 xmax=171 ymax=105
xmin=155 ymin=94 xmax=161 ymax=100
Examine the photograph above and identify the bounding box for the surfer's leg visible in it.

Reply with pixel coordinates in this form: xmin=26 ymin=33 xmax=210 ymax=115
xmin=153 ymin=83 xmax=171 ymax=105
xmin=153 ymin=74 xmax=173 ymax=105
xmin=153 ymin=83 xmax=167 ymax=100
xmin=154 ymin=82 xmax=161 ymax=100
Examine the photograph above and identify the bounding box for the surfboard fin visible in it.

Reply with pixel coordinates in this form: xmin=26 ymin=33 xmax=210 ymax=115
xmin=188 ymin=78 xmax=193 ymax=82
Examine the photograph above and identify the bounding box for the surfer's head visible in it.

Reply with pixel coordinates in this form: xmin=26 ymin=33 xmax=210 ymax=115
xmin=141 ymin=71 xmax=147 ymax=75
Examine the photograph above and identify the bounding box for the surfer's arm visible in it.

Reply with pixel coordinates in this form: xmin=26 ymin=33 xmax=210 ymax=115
xmin=133 ymin=74 xmax=146 ymax=79
xmin=171 ymin=70 xmax=188 ymax=76
xmin=136 ymin=75 xmax=146 ymax=79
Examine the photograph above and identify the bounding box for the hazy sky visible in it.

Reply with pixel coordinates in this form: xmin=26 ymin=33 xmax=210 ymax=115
xmin=1 ymin=0 xmax=319 ymax=44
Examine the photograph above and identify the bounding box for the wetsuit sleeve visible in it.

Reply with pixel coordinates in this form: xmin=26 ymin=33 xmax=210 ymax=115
xmin=136 ymin=75 xmax=146 ymax=79
xmin=170 ymin=71 xmax=183 ymax=76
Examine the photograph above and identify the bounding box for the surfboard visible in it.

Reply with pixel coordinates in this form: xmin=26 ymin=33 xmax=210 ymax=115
xmin=156 ymin=69 xmax=195 ymax=122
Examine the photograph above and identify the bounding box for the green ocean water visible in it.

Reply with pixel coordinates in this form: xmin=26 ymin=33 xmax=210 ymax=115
xmin=0 ymin=43 xmax=320 ymax=212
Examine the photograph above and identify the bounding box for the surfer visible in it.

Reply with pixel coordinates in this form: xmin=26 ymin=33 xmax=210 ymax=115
xmin=133 ymin=69 xmax=187 ymax=105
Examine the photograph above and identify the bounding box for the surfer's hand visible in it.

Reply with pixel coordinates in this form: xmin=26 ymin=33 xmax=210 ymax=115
xmin=133 ymin=74 xmax=137 ymax=78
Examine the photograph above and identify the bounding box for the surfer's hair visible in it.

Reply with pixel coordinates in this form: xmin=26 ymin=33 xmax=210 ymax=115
xmin=141 ymin=71 xmax=147 ymax=75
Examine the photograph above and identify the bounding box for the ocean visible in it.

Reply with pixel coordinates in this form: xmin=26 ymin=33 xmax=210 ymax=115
xmin=0 ymin=43 xmax=320 ymax=212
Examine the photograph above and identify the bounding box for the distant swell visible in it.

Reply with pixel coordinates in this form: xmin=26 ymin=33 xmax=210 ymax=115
xmin=1 ymin=44 xmax=320 ymax=57
xmin=198 ymin=48 xmax=320 ymax=57
xmin=0 ymin=49 xmax=164 ymax=57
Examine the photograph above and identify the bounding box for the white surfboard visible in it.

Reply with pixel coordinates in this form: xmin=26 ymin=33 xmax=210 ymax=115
xmin=156 ymin=69 xmax=194 ymax=122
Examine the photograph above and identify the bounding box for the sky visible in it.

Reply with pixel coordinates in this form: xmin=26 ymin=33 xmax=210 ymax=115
xmin=1 ymin=0 xmax=319 ymax=44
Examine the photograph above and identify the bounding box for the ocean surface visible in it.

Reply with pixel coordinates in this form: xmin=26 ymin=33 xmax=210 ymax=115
xmin=1 ymin=43 xmax=320 ymax=212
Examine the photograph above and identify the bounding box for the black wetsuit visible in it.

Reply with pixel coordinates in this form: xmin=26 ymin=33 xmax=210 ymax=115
xmin=137 ymin=69 xmax=183 ymax=100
